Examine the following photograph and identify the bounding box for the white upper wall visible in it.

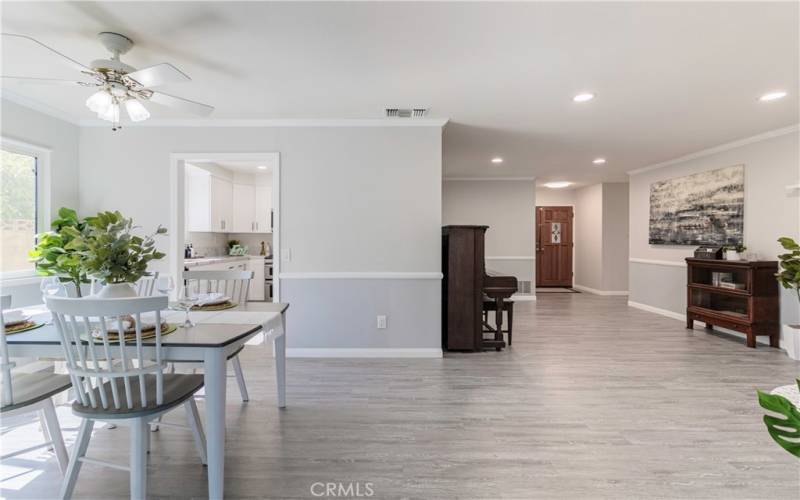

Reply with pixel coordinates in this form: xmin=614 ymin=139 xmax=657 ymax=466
xmin=442 ymin=180 xmax=536 ymax=281
xmin=535 ymin=187 xmax=576 ymax=207
xmin=79 ymin=125 xmax=443 ymax=275
xmin=630 ymin=129 xmax=799 ymax=263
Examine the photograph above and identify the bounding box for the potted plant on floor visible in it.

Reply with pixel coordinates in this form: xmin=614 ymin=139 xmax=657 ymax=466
xmin=725 ymin=243 xmax=747 ymax=260
xmin=776 ymin=237 xmax=800 ymax=359
xmin=79 ymin=211 xmax=167 ymax=298
xmin=29 ymin=207 xmax=90 ymax=297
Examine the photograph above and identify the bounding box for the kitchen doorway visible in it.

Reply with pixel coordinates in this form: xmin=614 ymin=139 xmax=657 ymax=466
xmin=535 ymin=206 xmax=573 ymax=287
xmin=169 ymin=153 xmax=280 ymax=301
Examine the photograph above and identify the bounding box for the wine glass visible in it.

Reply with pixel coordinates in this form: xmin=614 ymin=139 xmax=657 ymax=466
xmin=40 ymin=276 xmax=63 ymax=298
xmin=156 ymin=276 xmax=175 ymax=297
xmin=177 ymin=285 xmax=198 ymax=328
xmin=40 ymin=277 xmax=63 ymax=324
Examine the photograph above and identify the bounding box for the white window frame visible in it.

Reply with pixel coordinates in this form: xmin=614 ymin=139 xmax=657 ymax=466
xmin=0 ymin=136 xmax=52 ymax=284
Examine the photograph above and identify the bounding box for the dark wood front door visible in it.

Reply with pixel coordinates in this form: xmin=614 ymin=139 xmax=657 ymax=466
xmin=536 ymin=206 xmax=573 ymax=287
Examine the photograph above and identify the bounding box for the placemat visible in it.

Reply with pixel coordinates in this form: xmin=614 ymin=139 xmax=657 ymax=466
xmin=82 ymin=323 xmax=178 ymax=344
xmin=192 ymin=301 xmax=238 ymax=311
xmin=5 ymin=321 xmax=46 ymax=335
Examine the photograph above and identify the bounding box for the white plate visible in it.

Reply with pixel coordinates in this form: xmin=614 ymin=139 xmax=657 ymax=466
xmin=4 ymin=311 xmax=30 ymax=327
xmin=196 ymin=293 xmax=229 ymax=306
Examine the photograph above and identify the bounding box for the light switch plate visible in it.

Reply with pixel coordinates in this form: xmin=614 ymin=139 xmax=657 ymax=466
xmin=281 ymin=248 xmax=291 ymax=262
xmin=376 ymin=315 xmax=387 ymax=329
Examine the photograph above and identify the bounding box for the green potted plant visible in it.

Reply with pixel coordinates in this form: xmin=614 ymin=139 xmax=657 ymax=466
xmin=78 ymin=211 xmax=167 ymax=298
xmin=724 ymin=243 xmax=746 ymax=261
xmin=29 ymin=207 xmax=90 ymax=297
xmin=757 ymin=381 xmax=800 ymax=458
xmin=776 ymin=237 xmax=800 ymax=359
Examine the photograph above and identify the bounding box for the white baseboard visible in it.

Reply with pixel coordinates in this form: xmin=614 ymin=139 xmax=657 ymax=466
xmin=573 ymin=284 xmax=629 ymax=296
xmin=286 ymin=348 xmax=443 ymax=358
xmin=511 ymin=294 xmax=537 ymax=301
xmin=627 ymin=300 xmax=777 ymax=348
xmin=627 ymin=300 xmax=685 ymax=321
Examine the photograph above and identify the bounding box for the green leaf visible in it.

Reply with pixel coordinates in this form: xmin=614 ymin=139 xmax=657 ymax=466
xmin=757 ymin=389 xmax=800 ymax=458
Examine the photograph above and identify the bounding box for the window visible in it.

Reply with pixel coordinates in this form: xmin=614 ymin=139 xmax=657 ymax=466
xmin=1 ymin=147 xmax=38 ymax=276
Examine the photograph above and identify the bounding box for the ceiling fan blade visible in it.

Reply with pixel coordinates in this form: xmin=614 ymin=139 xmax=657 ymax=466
xmin=125 ymin=63 xmax=190 ymax=88
xmin=2 ymin=33 xmax=94 ymax=74
xmin=1 ymin=76 xmax=97 ymax=87
xmin=148 ymin=91 xmax=214 ymax=116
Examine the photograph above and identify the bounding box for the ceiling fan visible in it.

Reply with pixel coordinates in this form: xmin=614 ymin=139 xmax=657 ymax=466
xmin=1 ymin=32 xmax=214 ymax=130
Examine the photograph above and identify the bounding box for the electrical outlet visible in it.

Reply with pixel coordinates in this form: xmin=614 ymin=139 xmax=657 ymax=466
xmin=281 ymin=248 xmax=291 ymax=262
xmin=376 ymin=315 xmax=387 ymax=329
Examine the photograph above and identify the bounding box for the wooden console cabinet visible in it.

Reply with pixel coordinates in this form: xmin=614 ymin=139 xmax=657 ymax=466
xmin=685 ymin=258 xmax=779 ymax=348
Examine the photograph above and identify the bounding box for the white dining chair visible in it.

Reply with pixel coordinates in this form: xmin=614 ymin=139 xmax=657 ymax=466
xmin=46 ymin=295 xmax=207 ymax=499
xmin=182 ymin=269 xmax=254 ymax=402
xmin=135 ymin=272 xmax=160 ymax=297
xmin=0 ymin=295 xmax=71 ymax=474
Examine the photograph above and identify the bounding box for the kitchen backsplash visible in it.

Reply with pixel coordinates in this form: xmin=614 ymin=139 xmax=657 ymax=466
xmin=187 ymin=232 xmax=273 ymax=257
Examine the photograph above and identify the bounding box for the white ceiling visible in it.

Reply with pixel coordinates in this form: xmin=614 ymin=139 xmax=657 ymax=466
xmin=2 ymin=2 xmax=798 ymax=185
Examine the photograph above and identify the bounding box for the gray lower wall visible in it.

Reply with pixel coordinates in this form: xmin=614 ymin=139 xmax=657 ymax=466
xmin=629 ymin=262 xmax=686 ymax=314
xmin=280 ymin=278 xmax=441 ymax=349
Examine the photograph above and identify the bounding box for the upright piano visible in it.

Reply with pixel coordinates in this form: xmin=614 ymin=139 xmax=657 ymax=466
xmin=442 ymin=225 xmax=518 ymax=351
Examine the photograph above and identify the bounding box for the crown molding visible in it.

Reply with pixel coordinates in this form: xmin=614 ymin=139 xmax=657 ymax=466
xmin=1 ymin=92 xmax=448 ymax=128
xmin=627 ymin=123 xmax=800 ymax=175
xmin=1 ymin=90 xmax=80 ymax=126
xmin=443 ymin=176 xmax=537 ymax=181
xmin=78 ymin=117 xmax=449 ymax=128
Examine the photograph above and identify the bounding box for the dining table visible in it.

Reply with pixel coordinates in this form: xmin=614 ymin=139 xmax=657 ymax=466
xmin=4 ymin=300 xmax=288 ymax=500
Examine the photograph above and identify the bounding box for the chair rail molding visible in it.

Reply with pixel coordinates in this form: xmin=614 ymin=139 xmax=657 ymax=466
xmin=279 ymin=272 xmax=443 ymax=280
xmin=629 ymin=258 xmax=687 ymax=268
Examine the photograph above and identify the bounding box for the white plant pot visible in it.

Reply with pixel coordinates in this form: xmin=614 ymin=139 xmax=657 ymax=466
xmin=96 ymin=282 xmax=138 ymax=299
xmin=781 ymin=324 xmax=800 ymax=360
xmin=725 ymin=250 xmax=741 ymax=261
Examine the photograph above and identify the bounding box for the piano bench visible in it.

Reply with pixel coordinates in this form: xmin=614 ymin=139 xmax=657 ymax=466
xmin=482 ymin=299 xmax=514 ymax=346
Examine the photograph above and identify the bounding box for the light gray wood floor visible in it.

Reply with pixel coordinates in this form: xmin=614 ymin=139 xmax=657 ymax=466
xmin=2 ymin=294 xmax=798 ymax=499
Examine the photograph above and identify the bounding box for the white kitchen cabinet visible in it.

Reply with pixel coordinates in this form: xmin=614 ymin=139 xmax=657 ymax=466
xmin=246 ymin=257 xmax=265 ymax=300
xmin=254 ymin=185 xmax=272 ymax=233
xmin=232 ymin=183 xmax=256 ymax=233
xmin=186 ymin=167 xmax=233 ymax=233
xmin=210 ymin=176 xmax=233 ymax=232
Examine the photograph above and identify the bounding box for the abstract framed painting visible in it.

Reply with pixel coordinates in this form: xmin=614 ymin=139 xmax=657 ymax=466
xmin=649 ymin=165 xmax=744 ymax=245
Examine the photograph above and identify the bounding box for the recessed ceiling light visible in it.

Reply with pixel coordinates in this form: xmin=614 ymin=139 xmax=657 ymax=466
xmin=592 ymin=158 xmax=606 ymax=165
xmin=759 ymin=91 xmax=787 ymax=102
xmin=543 ymin=181 xmax=572 ymax=189
xmin=573 ymin=93 xmax=595 ymax=103
xmin=257 ymin=165 xmax=268 ymax=170
xmin=491 ymin=157 xmax=504 ymax=164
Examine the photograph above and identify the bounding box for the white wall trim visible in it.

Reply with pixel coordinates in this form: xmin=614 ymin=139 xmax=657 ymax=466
xmin=485 ymin=256 xmax=536 ymax=261
xmin=279 ymin=272 xmax=443 ymax=280
xmin=286 ymin=348 xmax=443 ymax=358
xmin=443 ymin=177 xmax=537 ymax=181
xmin=628 ymin=300 xmax=685 ymax=321
xmin=80 ymin=118 xmax=449 ymax=128
xmin=629 ymin=258 xmax=687 ymax=268
xmin=511 ymin=294 xmax=537 ymax=301
xmin=573 ymin=284 xmax=629 ymax=296
xmin=627 ymin=124 xmax=800 ymax=175
xmin=1 ymin=91 xmax=80 ymax=126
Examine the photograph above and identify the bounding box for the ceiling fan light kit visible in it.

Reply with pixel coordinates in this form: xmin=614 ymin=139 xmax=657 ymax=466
xmin=1 ymin=31 xmax=214 ymax=130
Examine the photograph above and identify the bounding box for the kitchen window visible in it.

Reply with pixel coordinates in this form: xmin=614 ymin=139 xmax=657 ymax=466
xmin=1 ymin=139 xmax=50 ymax=280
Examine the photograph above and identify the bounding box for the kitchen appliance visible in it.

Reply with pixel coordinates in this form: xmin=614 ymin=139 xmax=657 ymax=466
xmin=264 ymin=258 xmax=273 ymax=301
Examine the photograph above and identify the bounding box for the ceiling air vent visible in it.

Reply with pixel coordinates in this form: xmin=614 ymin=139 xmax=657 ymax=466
xmin=385 ymin=107 xmax=429 ymax=118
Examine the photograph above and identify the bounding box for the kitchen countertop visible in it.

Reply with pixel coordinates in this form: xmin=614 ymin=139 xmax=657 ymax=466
xmin=184 ymin=255 xmax=270 ymax=268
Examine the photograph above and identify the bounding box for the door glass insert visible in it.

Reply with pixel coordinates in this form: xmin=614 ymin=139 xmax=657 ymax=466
xmin=551 ymin=222 xmax=561 ymax=243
